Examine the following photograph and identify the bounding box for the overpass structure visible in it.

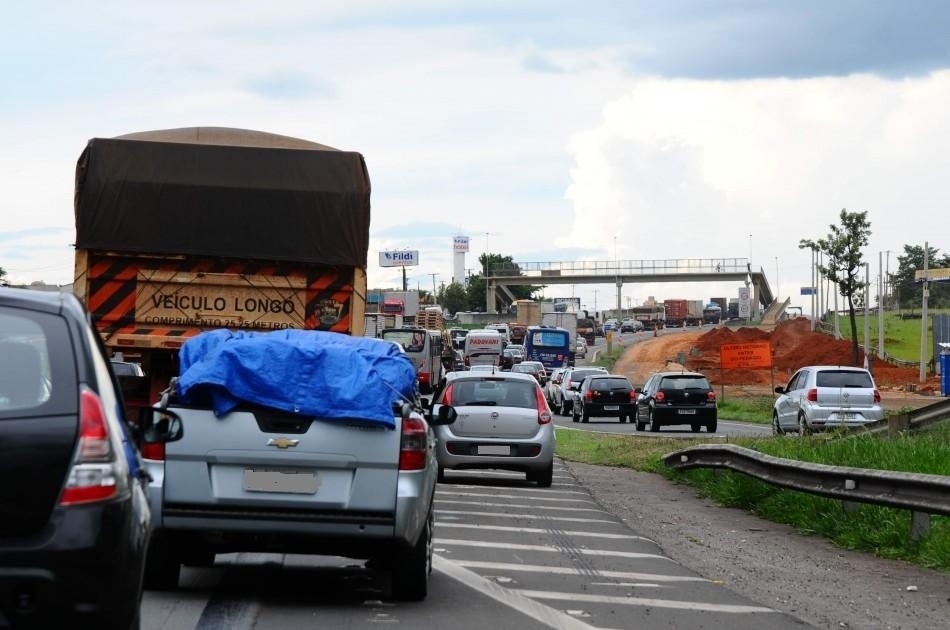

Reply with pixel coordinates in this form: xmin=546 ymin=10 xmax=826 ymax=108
xmin=486 ymin=257 xmax=775 ymax=318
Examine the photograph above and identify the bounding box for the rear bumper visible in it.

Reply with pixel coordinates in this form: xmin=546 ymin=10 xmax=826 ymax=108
xmin=434 ymin=425 xmax=555 ymax=473
xmin=0 ymin=497 xmax=147 ymax=628
xmin=580 ymin=402 xmax=636 ymax=417
xmin=653 ymin=406 xmax=718 ymax=426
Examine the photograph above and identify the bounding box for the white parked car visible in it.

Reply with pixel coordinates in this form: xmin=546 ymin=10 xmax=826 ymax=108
xmin=772 ymin=365 xmax=884 ymax=435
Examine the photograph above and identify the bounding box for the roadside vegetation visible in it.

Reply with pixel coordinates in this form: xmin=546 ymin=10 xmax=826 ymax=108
xmin=832 ymin=309 xmax=950 ymax=364
xmin=556 ymin=424 xmax=950 ymax=571
xmin=717 ymin=397 xmax=774 ymax=424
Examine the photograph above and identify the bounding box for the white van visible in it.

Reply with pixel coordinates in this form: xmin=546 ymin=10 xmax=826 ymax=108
xmin=464 ymin=330 xmax=504 ymax=367
xmin=485 ymin=323 xmax=511 ymax=343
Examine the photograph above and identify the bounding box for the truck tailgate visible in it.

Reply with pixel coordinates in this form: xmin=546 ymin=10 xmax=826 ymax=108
xmin=163 ymin=406 xmax=400 ymax=515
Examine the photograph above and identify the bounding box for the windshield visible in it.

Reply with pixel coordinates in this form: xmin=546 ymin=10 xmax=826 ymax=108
xmin=448 ymin=378 xmax=537 ymax=409
xmin=381 ymin=329 xmax=426 ymax=352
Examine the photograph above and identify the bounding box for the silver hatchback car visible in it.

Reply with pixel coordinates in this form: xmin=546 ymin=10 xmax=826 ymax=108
xmin=431 ymin=371 xmax=555 ymax=486
xmin=773 ymin=365 xmax=884 ymax=435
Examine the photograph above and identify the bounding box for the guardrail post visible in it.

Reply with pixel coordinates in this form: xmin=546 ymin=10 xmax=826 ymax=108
xmin=888 ymin=412 xmax=910 ymax=436
xmin=910 ymin=511 xmax=931 ymax=542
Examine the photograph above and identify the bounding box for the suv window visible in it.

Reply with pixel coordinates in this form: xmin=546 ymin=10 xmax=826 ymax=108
xmin=569 ymin=368 xmax=606 ymax=383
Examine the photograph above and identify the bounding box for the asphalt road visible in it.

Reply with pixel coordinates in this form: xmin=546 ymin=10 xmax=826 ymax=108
xmin=141 ymin=462 xmax=810 ymax=630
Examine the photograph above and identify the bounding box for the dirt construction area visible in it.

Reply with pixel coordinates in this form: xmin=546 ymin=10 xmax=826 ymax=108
xmin=611 ymin=317 xmax=943 ymax=409
xmin=566 ymin=317 xmax=950 ymax=628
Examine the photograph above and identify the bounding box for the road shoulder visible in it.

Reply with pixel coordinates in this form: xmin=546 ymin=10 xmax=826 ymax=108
xmin=564 ymin=460 xmax=950 ymax=630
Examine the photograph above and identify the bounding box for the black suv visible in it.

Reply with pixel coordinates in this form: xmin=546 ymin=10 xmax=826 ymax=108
xmin=0 ymin=287 xmax=181 ymax=628
xmin=634 ymin=370 xmax=718 ymax=433
xmin=572 ymin=375 xmax=636 ymax=423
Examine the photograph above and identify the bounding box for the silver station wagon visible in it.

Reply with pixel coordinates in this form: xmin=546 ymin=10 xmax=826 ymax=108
xmin=773 ymin=365 xmax=884 ymax=435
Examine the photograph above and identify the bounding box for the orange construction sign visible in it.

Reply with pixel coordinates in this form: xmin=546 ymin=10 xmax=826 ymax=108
xmin=720 ymin=341 xmax=772 ymax=369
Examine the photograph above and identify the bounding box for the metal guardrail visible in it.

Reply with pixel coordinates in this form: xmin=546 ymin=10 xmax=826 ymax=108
xmin=663 ymin=443 xmax=950 ymax=540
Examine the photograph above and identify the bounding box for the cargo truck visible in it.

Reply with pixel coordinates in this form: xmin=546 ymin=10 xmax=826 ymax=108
xmin=383 ymin=290 xmax=421 ymax=322
xmin=541 ymin=311 xmax=578 ymax=344
xmin=72 ymin=127 xmax=371 ymax=413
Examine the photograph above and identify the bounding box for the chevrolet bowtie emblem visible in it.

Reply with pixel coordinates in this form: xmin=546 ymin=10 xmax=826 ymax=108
xmin=267 ymin=437 xmax=300 ymax=449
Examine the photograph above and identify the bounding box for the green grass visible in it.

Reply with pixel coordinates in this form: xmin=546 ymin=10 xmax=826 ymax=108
xmin=555 ymin=424 xmax=950 ymax=571
xmin=717 ymin=397 xmax=774 ymax=424
xmin=831 ymin=309 xmax=949 ymax=363
xmin=590 ymin=344 xmax=624 ymax=371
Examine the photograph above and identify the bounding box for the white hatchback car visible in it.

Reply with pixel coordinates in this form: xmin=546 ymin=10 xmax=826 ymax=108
xmin=773 ymin=365 xmax=884 ymax=435
xmin=431 ymin=371 xmax=555 ymax=486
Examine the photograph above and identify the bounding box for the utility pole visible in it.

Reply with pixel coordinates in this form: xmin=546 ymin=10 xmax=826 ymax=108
xmin=864 ymin=262 xmax=870 ymax=370
xmin=428 ymin=273 xmax=439 ymax=305
xmin=920 ymin=242 xmax=930 ymax=383
xmin=878 ymin=251 xmax=884 ymax=359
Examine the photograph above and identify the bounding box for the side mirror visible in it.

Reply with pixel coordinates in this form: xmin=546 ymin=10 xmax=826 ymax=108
xmin=774 ymin=386 xmax=785 ymax=394
xmin=429 ymin=403 xmax=458 ymax=426
xmin=140 ymin=407 xmax=184 ymax=443
xmin=634 ymin=387 xmax=643 ymax=394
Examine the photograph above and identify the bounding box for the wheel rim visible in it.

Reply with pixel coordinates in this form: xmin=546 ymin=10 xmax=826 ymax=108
xmin=773 ymin=415 xmax=781 ymax=435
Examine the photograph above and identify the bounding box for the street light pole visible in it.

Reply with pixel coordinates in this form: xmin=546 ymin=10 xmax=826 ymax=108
xmin=775 ymin=256 xmax=779 ymax=301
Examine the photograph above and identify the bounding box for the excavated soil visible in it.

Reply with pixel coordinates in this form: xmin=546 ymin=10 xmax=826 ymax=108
xmin=613 ymin=318 xmax=942 ymax=402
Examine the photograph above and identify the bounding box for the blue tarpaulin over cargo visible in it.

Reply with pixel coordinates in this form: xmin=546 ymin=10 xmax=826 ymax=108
xmin=176 ymin=329 xmax=417 ymax=428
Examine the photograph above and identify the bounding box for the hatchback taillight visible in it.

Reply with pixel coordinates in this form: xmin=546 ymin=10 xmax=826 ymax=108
xmin=535 ymin=386 xmax=552 ymax=425
xmin=442 ymin=383 xmax=454 ymax=405
xmin=584 ymin=391 xmax=593 ymax=400
xmin=707 ymin=391 xmax=716 ymax=402
xmin=873 ymin=389 xmax=881 ymax=403
xmin=629 ymin=390 xmax=637 ymax=401
xmin=59 ymin=388 xmax=124 ymax=506
xmin=806 ymin=388 xmax=818 ymax=402
xmin=655 ymin=391 xmax=666 ymax=402
xmin=399 ymin=416 xmax=428 ymax=471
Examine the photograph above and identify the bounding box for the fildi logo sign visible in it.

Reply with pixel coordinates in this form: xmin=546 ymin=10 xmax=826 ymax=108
xmin=379 ymin=250 xmax=419 ymax=267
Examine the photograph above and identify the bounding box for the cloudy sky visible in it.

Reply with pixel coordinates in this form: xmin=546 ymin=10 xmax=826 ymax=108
xmin=3 ymin=1 xmax=950 ymax=315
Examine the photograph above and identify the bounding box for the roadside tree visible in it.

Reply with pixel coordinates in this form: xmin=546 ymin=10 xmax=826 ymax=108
xmin=891 ymin=244 xmax=950 ymax=309
xmin=800 ymin=209 xmax=872 ymax=366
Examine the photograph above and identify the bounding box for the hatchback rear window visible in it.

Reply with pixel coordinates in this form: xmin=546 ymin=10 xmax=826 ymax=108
xmin=0 ymin=309 xmax=66 ymax=414
xmin=570 ymin=369 xmax=604 ymax=383
xmin=450 ymin=379 xmax=537 ymax=409
xmin=815 ymin=370 xmax=874 ymax=388
xmin=590 ymin=378 xmax=631 ymax=392
xmin=659 ymin=375 xmax=711 ymax=390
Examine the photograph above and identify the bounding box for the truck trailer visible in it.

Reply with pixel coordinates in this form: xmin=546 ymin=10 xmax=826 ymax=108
xmin=73 ymin=127 xmax=371 ymax=411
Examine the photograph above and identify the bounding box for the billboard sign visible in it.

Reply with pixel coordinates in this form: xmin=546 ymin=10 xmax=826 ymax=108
xmin=453 ymin=236 xmax=470 ymax=252
xmin=378 ymin=250 xmax=419 ymax=267
xmin=915 ymin=268 xmax=950 ymax=282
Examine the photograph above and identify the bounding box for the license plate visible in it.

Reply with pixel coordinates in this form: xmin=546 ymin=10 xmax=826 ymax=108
xmin=478 ymin=445 xmax=510 ymax=456
xmin=677 ymin=409 xmax=697 ymax=415
xmin=604 ymin=405 xmax=619 ymax=411
xmin=838 ymin=412 xmax=856 ymax=420
xmin=244 ymin=469 xmax=320 ymax=494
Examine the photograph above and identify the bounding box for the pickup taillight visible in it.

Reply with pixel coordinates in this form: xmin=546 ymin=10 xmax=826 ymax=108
xmin=399 ymin=416 xmax=428 ymax=471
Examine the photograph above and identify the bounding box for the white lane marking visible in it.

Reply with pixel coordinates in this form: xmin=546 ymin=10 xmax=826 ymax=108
xmin=436 ymin=491 xmax=599 ymax=505
xmin=436 ymin=509 xmax=616 ymax=524
xmin=591 ymin=582 xmax=661 ymax=588
xmin=450 ymin=470 xmax=574 ymax=478
xmin=436 ymin=499 xmax=607 ymax=514
xmin=453 ymin=560 xmax=707 ymax=583
xmin=436 ymin=539 xmax=670 ymax=561
xmin=445 ymin=483 xmax=589 ymax=496
xmin=437 ymin=523 xmax=653 ymax=542
xmin=433 ymin=556 xmax=599 ymax=630
xmin=517 ymin=590 xmax=778 ymax=614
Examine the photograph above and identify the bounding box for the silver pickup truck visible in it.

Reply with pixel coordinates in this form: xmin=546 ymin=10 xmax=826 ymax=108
xmin=139 ymin=331 xmax=456 ymax=601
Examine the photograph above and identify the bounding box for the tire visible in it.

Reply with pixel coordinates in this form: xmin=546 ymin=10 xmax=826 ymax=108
xmin=437 ymin=466 xmax=446 ymax=483
xmin=635 ymin=410 xmax=646 ymax=431
xmin=619 ymin=414 xmax=627 ymax=424
xmin=772 ymin=413 xmax=785 ymax=436
xmin=391 ymin=508 xmax=433 ymax=601
xmin=557 ymin=396 xmax=567 ymax=416
xmin=535 ymin=462 xmax=553 ymax=488
xmin=648 ymin=408 xmax=660 ymax=432
xmin=143 ymin=535 xmax=181 ymax=591
xmin=705 ymin=419 xmax=717 ymax=433
xmin=571 ymin=405 xmax=579 ymax=422
xmin=690 ymin=422 xmax=701 ymax=433
xmin=797 ymin=412 xmax=811 ymax=436
xmin=581 ymin=407 xmax=589 ymax=423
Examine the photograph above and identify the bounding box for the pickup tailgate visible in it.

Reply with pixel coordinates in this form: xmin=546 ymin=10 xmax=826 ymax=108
xmin=163 ymin=405 xmax=400 ymax=523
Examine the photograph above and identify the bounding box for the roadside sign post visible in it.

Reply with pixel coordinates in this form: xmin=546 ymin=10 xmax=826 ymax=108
xmin=719 ymin=341 xmax=773 ymax=402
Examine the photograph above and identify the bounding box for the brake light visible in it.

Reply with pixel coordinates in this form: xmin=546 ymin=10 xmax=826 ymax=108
xmin=873 ymin=389 xmax=881 ymax=403
xmin=442 ymin=384 xmax=454 ymax=405
xmin=655 ymin=391 xmax=666 ymax=402
xmin=140 ymin=442 xmax=166 ymax=460
xmin=535 ymin=386 xmax=552 ymax=425
xmin=399 ymin=416 xmax=428 ymax=471
xmin=464 ymin=355 xmax=470 ymax=367
xmin=806 ymin=388 xmax=818 ymax=402
xmin=584 ymin=390 xmax=593 ymax=400
xmin=59 ymin=388 xmax=122 ymax=506
xmin=707 ymin=391 xmax=716 ymax=402
xmin=418 ymin=372 xmax=431 ymax=386
xmin=629 ymin=390 xmax=637 ymax=401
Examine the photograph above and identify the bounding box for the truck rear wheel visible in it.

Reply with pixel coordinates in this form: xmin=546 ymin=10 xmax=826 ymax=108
xmin=391 ymin=508 xmax=432 ymax=601
xmin=143 ymin=534 xmax=181 ymax=591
